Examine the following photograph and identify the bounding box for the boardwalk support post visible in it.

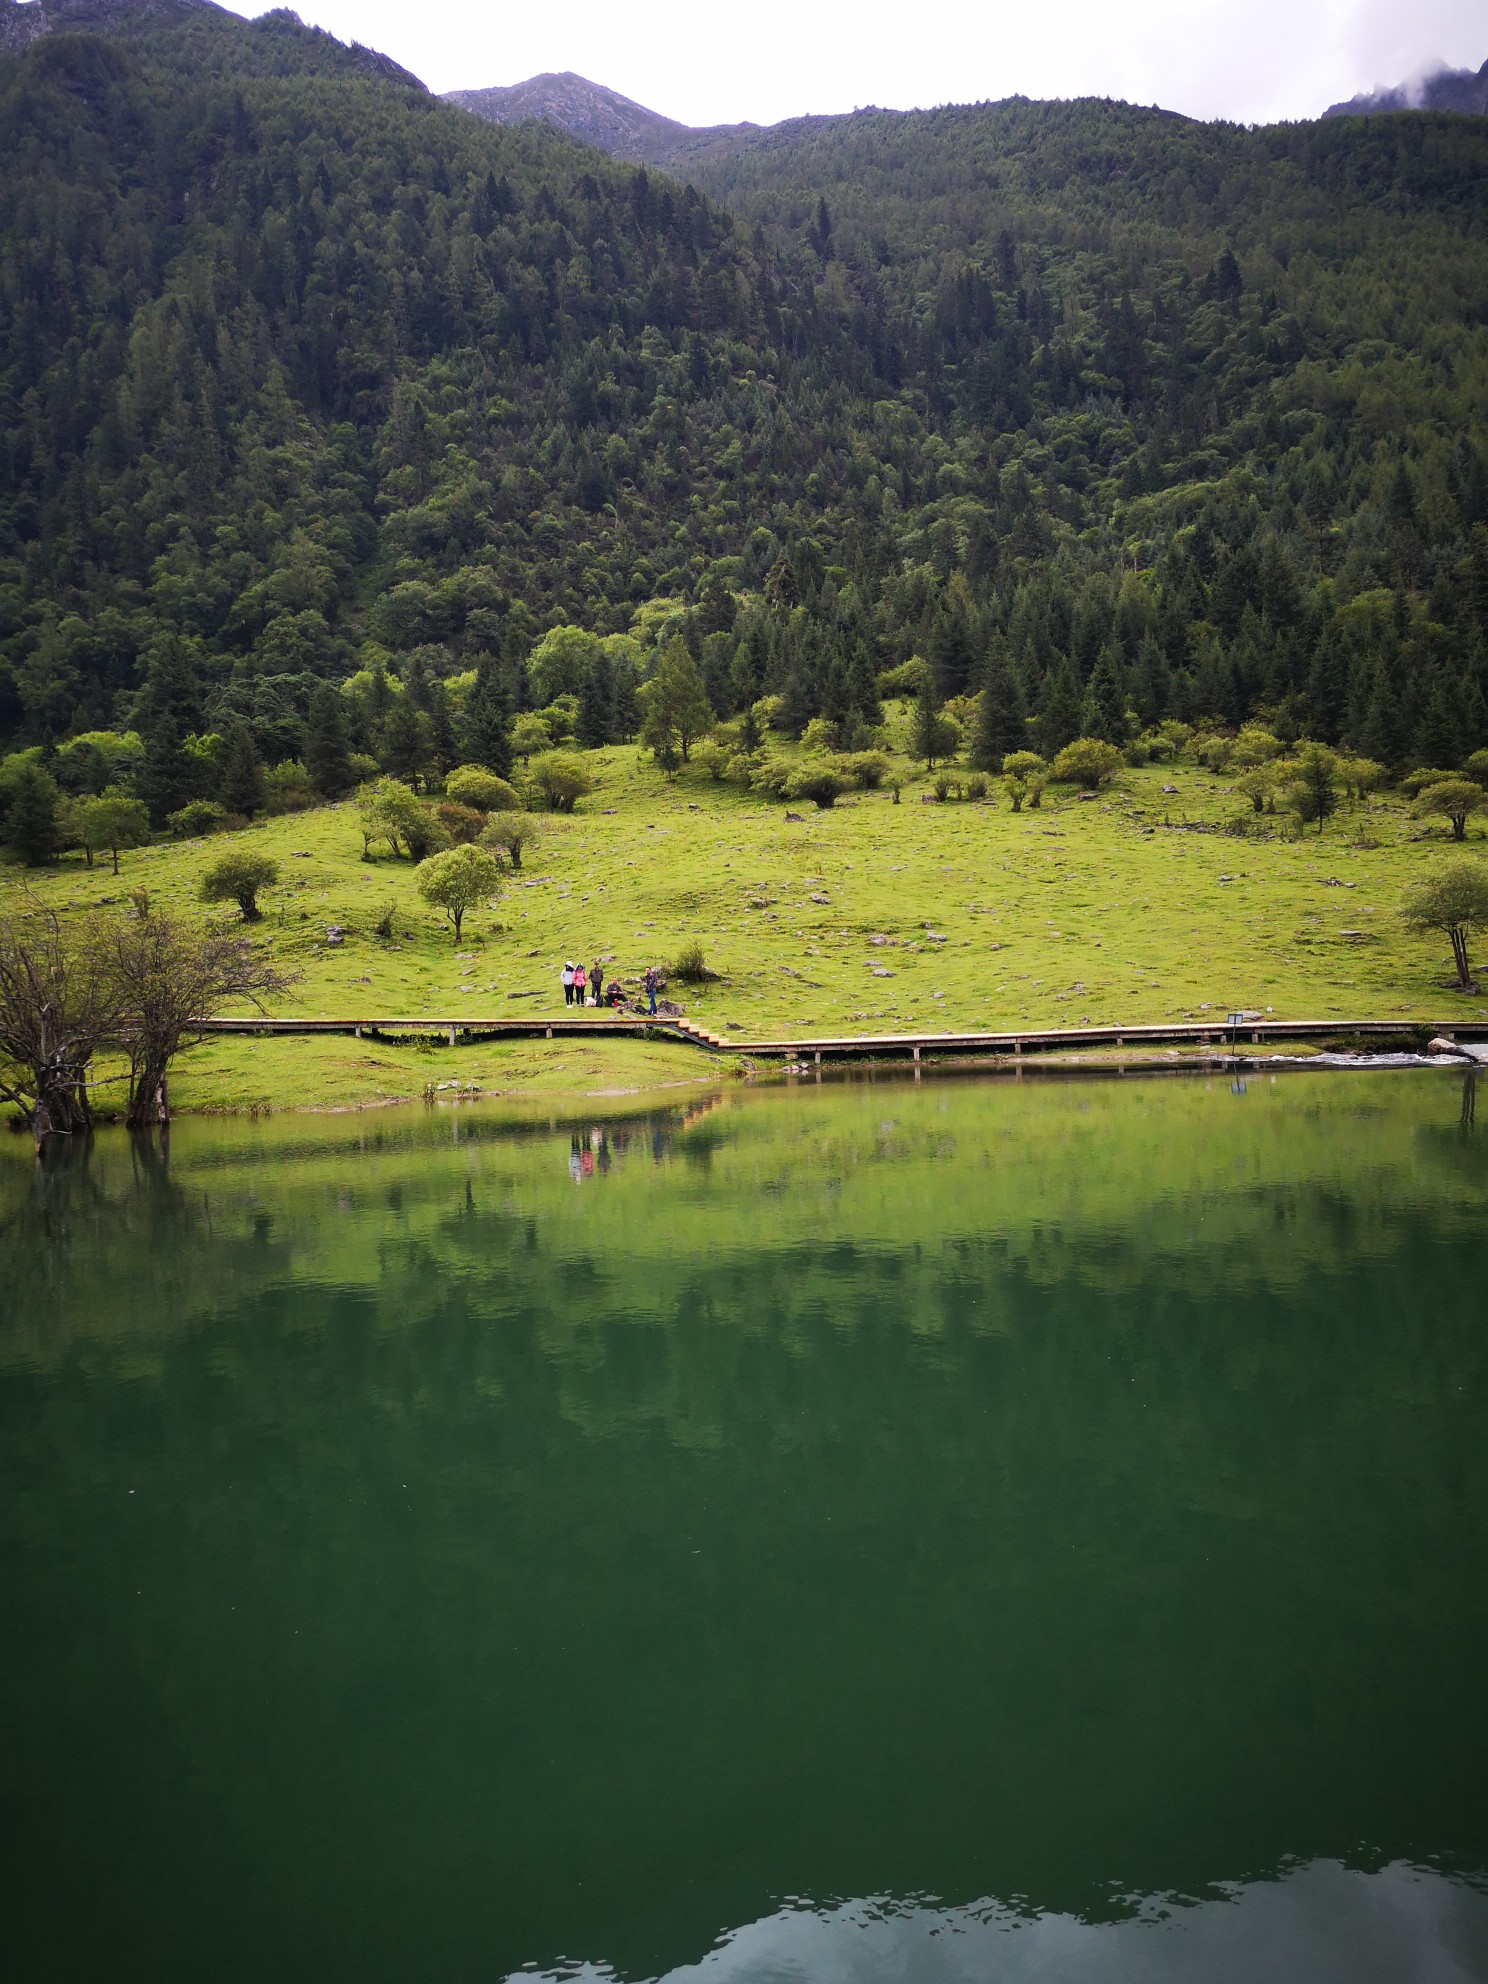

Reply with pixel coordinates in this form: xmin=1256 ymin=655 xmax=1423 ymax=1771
xmin=545 ymin=1026 xmax=552 ymax=1040
xmin=448 ymin=1024 xmax=457 ymax=1047
xmin=913 ymin=1045 xmax=920 ymax=1064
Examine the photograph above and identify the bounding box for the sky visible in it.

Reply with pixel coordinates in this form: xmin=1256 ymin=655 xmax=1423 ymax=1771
xmin=218 ymin=0 xmax=1487 ymax=127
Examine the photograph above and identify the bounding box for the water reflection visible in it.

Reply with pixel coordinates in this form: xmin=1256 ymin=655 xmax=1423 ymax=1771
xmin=1 ymin=1071 xmax=1486 ymax=1982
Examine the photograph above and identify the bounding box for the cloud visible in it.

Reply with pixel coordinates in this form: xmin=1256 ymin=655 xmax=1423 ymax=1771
xmin=216 ymin=0 xmax=1486 ymax=126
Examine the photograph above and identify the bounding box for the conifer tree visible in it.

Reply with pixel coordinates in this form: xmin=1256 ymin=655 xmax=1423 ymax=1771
xmin=464 ymin=659 xmax=513 ymax=777
xmin=305 ymin=683 xmax=353 ymax=799
xmin=4 ymin=763 xmax=60 ymax=866
xmin=221 ymin=721 xmax=265 ymax=818
xmin=971 ymin=638 xmax=1025 ymax=769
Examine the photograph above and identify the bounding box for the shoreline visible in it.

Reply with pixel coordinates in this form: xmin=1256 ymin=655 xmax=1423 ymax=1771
xmin=7 ymin=1031 xmax=1479 ymax=1137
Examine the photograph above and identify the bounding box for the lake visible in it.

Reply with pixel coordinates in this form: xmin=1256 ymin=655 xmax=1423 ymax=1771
xmin=2 ymin=1068 xmax=1486 ymax=1981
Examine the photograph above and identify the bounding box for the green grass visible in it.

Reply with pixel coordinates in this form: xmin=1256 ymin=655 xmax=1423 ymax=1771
xmin=5 ymin=730 xmax=1483 ymax=1113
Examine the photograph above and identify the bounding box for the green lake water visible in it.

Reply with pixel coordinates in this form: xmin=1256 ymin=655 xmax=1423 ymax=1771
xmin=2 ymin=1067 xmax=1487 ymax=1981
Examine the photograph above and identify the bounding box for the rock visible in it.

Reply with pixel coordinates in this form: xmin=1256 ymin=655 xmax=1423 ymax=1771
xmin=655 ymin=999 xmax=685 ymax=1017
xmin=871 ymin=967 xmax=894 ymax=977
xmin=326 ymin=928 xmax=344 ymax=945
xmin=810 ymin=892 xmax=830 ymax=904
xmin=1162 ymin=784 xmax=1179 ymax=794
xmin=1427 ymin=1036 xmax=1462 ymax=1055
xmin=784 ymin=810 xmax=805 ymax=822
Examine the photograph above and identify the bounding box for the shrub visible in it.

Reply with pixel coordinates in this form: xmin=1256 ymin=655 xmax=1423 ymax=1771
xmin=481 ymin=810 xmax=540 ymax=871
xmin=356 ymin=776 xmax=448 ymax=860
xmin=692 ymin=739 xmax=731 ymax=782
xmin=932 ymin=773 xmax=952 ymax=802
xmin=783 ymin=760 xmax=846 ymax=809
xmin=1192 ymin=732 xmax=1234 ymax=772
xmin=167 ymin=799 xmax=227 ymax=838
xmin=877 ymin=656 xmax=928 ymax=698
xmin=199 ymin=850 xmax=279 ymax=921
xmin=1400 ymin=766 xmax=1456 ymax=797
xmin=445 ymin=765 xmax=520 ymax=813
xmin=751 ymin=694 xmax=787 ymax=733
xmin=800 ymin=716 xmax=839 ymax=753
xmin=1466 ymin=749 xmax=1488 ymax=786
xmin=534 ymin=698 xmax=577 ymax=743
xmin=1411 ymin=778 xmax=1486 ymax=842
xmin=1285 ymin=744 xmax=1341 ymax=834
xmin=966 ymin=771 xmax=989 ymax=800
xmin=510 ymin=714 xmax=551 ymax=764
xmin=1002 ymin=750 xmax=1047 ymax=782
xmin=415 ymin=844 xmax=501 ymax=943
xmin=1004 ymin=774 xmax=1029 ymax=812
xmin=1051 ymin=738 xmax=1123 ymax=789
xmin=1401 ymin=856 xmax=1488 ymax=990
xmin=1233 ymin=725 xmax=1285 ymax=767
xmin=529 ymin=749 xmax=595 ymax=813
xmin=841 ymin=749 xmax=890 ymax=790
xmin=262 ymin=759 xmax=317 ymax=814
xmin=436 ymin=801 xmax=487 ymax=845
xmin=1235 ymin=766 xmax=1277 ymax=814
xmin=672 ymin=940 xmax=717 ymax=983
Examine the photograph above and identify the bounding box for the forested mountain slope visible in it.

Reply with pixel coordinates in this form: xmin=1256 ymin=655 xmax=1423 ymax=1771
xmin=1325 ymin=58 xmax=1488 ymax=120
xmin=2 ymin=6 xmax=1488 ymax=802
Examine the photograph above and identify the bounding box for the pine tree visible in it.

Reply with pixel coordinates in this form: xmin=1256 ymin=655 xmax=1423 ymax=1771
xmin=464 ymin=658 xmax=512 ymax=777
xmin=1080 ymin=643 xmax=1128 ymax=743
xmin=3 ymin=762 xmax=60 ymax=865
xmin=306 ymin=684 xmax=353 ymax=798
xmin=576 ymin=652 xmax=613 ymax=749
xmin=971 ymin=638 xmax=1025 ymax=769
xmin=1035 ymin=658 xmax=1083 ymax=757
xmin=137 ymin=710 xmax=191 ymax=827
xmin=221 ymin=721 xmax=265 ymax=818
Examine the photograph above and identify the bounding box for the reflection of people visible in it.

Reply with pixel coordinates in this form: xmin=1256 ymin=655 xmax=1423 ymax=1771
xmin=568 ymin=1134 xmax=582 ymax=1182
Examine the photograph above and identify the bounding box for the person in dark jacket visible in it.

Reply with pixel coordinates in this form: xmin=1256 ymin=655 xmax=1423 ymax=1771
xmin=591 ymin=959 xmax=605 ymax=1007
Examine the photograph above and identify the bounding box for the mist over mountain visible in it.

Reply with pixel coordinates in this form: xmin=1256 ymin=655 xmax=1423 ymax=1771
xmin=1325 ymin=57 xmax=1488 ymax=120
xmin=1 ymin=0 xmax=1487 ymax=794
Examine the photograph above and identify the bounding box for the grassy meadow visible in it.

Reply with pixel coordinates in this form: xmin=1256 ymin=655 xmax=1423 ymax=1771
xmin=4 ymin=724 xmax=1484 ymax=1112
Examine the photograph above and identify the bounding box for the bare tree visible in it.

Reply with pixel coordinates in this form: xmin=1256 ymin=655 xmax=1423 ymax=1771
xmin=0 ymin=900 xmax=126 ymax=1152
xmin=106 ymin=909 xmax=292 ymax=1127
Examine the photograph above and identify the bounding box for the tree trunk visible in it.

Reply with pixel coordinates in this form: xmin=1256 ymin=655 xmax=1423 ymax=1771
xmin=31 ymin=1060 xmax=93 ymax=1153
xmin=452 ymin=909 xmax=463 ymax=942
xmin=126 ymin=1053 xmax=172 ymax=1130
xmin=1452 ymin=815 xmax=1466 ymax=841
xmin=111 ymin=847 xmax=120 ymax=874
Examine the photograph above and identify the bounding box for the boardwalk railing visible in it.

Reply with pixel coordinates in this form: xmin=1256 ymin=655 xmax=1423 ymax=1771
xmin=191 ymin=1013 xmax=1488 ymax=1063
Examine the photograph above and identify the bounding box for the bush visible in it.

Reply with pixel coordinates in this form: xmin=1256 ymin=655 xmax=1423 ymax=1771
xmin=800 ymin=716 xmax=839 ymax=753
xmin=693 ymin=739 xmax=732 ymax=782
xmin=1411 ymin=778 xmax=1486 ymax=841
xmin=966 ymin=771 xmax=989 ymax=800
xmin=1233 ymin=725 xmax=1285 ymax=767
xmin=1004 ymin=774 xmax=1029 ymax=812
xmin=436 ymin=801 xmax=487 ymax=845
xmin=841 ymin=749 xmax=891 ymax=790
xmin=1401 ymin=856 xmax=1488 ymax=990
xmin=877 ymin=656 xmax=928 ymax=698
xmin=199 ymin=850 xmax=279 ymax=921
xmin=167 ymin=799 xmax=227 ymax=838
xmin=1051 ymin=738 xmax=1123 ymax=789
xmin=1002 ymin=750 xmax=1047 ymax=782
xmin=751 ymin=695 xmax=787 ymax=733
xmin=932 ymin=773 xmax=953 ymax=802
xmin=261 ymin=759 xmax=317 ymax=814
xmin=783 ymin=760 xmax=846 ymax=809
xmin=1192 ymin=732 xmax=1234 ymax=772
xmin=445 ymin=765 xmax=520 ymax=812
xmin=481 ymin=810 xmax=540 ymax=871
xmin=529 ymin=750 xmax=595 ymax=813
xmin=1465 ymin=749 xmax=1488 ymax=786
xmin=672 ymin=940 xmax=717 ymax=983
xmin=356 ymin=776 xmax=448 ymax=860
xmin=1400 ymin=766 xmax=1456 ymax=797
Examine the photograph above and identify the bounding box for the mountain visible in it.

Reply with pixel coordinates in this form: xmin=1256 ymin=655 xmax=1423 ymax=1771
xmin=1325 ymin=57 xmax=1488 ymax=119
xmin=1 ymin=8 xmax=1488 ymax=797
xmin=0 ymin=0 xmax=424 ymax=88
xmin=444 ymin=70 xmax=745 ymax=165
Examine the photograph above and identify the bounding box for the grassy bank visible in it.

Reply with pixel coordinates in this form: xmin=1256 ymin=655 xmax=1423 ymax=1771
xmin=4 ymin=732 xmax=1483 ymax=1113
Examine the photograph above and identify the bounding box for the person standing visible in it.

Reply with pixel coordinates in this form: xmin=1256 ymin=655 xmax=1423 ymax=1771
xmin=591 ymin=958 xmax=605 ymax=1007
xmin=561 ymin=960 xmax=575 ymax=1006
xmin=644 ymin=965 xmax=658 ymax=1016
xmin=573 ymin=962 xmax=587 ymax=1007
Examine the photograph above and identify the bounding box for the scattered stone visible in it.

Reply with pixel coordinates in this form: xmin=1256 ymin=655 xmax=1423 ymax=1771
xmin=1162 ymin=784 xmax=1178 ymax=794
xmin=871 ymin=967 xmax=894 ymax=977
xmin=809 ymin=892 xmax=830 ymax=904
xmin=325 ymin=926 xmax=344 ymax=945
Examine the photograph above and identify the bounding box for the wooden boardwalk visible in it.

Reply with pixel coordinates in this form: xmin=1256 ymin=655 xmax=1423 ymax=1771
xmin=194 ymin=1012 xmax=1488 ymax=1063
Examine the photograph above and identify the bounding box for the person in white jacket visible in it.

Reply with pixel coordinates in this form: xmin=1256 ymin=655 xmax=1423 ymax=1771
xmin=561 ymin=961 xmax=575 ymax=1006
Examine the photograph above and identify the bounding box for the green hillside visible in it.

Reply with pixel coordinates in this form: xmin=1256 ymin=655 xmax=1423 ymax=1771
xmin=3 ymin=2 xmax=1488 ymax=989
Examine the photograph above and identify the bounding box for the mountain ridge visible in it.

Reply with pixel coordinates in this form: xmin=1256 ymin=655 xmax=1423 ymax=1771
xmin=1324 ymin=57 xmax=1488 ymax=120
